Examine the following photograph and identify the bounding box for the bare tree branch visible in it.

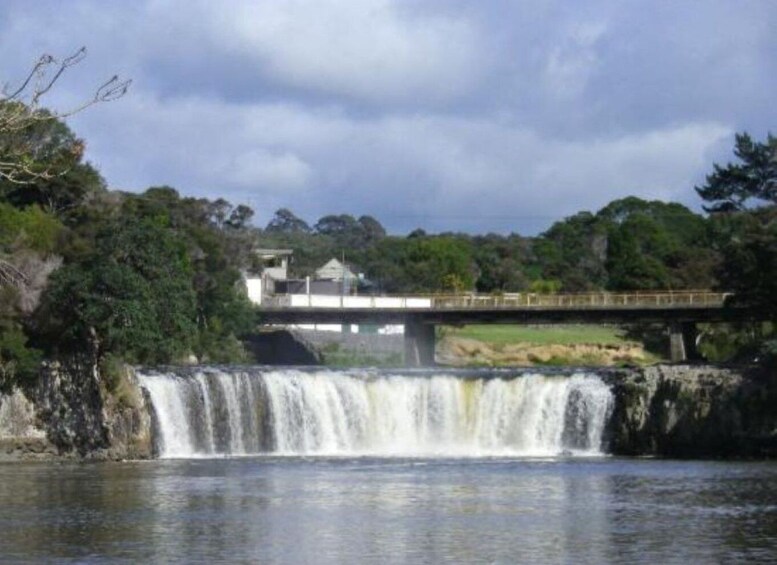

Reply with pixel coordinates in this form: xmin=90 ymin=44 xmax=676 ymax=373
xmin=0 ymin=258 xmax=29 ymax=290
xmin=0 ymin=47 xmax=131 ymax=185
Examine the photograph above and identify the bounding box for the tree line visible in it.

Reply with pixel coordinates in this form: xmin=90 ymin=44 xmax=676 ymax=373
xmin=259 ymin=196 xmax=719 ymax=294
xmin=1 ymin=50 xmax=775 ymax=388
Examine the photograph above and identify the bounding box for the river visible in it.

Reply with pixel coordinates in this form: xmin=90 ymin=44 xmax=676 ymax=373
xmin=1 ymin=457 xmax=776 ymax=563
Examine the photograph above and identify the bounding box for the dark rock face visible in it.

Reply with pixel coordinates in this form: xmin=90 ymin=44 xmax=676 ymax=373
xmin=604 ymin=365 xmax=777 ymax=458
xmin=36 ymin=357 xmax=108 ymax=455
xmin=33 ymin=358 xmax=152 ymax=459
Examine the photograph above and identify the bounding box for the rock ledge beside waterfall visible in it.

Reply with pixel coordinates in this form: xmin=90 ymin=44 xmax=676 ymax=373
xmin=1 ymin=362 xmax=775 ymax=459
xmin=603 ymin=364 xmax=777 ymax=458
xmin=0 ymin=358 xmax=152 ymax=460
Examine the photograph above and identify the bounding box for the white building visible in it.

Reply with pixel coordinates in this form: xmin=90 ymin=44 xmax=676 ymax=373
xmin=245 ymin=252 xmax=430 ymax=334
xmin=244 ymin=248 xmax=293 ymax=304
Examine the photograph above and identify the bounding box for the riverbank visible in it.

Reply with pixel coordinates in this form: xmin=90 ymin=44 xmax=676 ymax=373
xmin=437 ymin=336 xmax=654 ymax=366
xmin=437 ymin=324 xmax=658 ymax=366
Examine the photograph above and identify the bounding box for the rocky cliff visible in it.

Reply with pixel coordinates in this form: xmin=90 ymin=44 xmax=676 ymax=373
xmin=0 ymin=387 xmax=49 ymax=459
xmin=0 ymin=357 xmax=152 ymax=460
xmin=604 ymin=364 xmax=777 ymax=458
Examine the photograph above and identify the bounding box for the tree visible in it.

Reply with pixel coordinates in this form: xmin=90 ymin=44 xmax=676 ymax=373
xmin=314 ymin=214 xmax=360 ymax=236
xmin=314 ymin=213 xmax=386 ymax=251
xmin=402 ymin=236 xmax=475 ymax=292
xmin=715 ymin=208 xmax=777 ymax=309
xmin=357 ymin=215 xmax=386 ymax=242
xmin=225 ymin=204 xmax=254 ymax=230
xmin=535 ymin=212 xmax=608 ymax=291
xmin=472 ymin=233 xmax=530 ymax=292
xmin=695 ymin=132 xmax=777 ymax=212
xmin=696 ymin=134 xmax=777 ymax=306
xmin=599 ymin=198 xmax=716 ymax=290
xmin=265 ymin=208 xmax=311 ymax=234
xmin=696 ymin=133 xmax=777 ymax=362
xmin=0 ymin=116 xmax=107 ymax=216
xmin=605 ymin=214 xmax=673 ymax=290
xmin=1 ymin=47 xmax=130 ymax=185
xmin=118 ymin=188 xmax=258 ymax=361
xmin=37 ymin=217 xmax=197 ymax=363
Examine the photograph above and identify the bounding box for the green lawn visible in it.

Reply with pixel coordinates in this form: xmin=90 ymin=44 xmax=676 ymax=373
xmin=444 ymin=324 xmax=630 ymax=346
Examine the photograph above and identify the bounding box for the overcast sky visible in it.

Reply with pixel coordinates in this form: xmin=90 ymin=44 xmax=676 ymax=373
xmin=1 ymin=1 xmax=775 ymax=234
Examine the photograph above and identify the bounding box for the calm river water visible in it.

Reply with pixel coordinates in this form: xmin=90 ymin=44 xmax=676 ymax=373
xmin=1 ymin=457 xmax=776 ymax=563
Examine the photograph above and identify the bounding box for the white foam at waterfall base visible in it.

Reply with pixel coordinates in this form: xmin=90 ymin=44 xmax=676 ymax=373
xmin=138 ymin=368 xmax=613 ymax=459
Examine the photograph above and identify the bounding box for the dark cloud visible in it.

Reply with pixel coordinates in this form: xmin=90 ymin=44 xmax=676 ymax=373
xmin=1 ymin=0 xmax=774 ymax=234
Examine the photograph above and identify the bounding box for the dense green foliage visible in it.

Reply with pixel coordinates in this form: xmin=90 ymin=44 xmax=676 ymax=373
xmin=694 ymin=133 xmax=777 ymax=361
xmin=37 ymin=217 xmax=198 ymax=363
xmin=0 ymin=81 xmax=774 ymax=382
xmin=0 ymin=107 xmax=258 ymax=383
xmin=0 ymin=202 xmax=63 ymax=390
xmin=25 ymin=187 xmax=260 ymax=366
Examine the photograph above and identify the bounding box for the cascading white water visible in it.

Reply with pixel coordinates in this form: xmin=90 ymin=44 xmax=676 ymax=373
xmin=138 ymin=368 xmax=613 ymax=458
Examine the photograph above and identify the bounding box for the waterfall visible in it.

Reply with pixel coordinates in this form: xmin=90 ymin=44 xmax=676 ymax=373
xmin=138 ymin=368 xmax=613 ymax=458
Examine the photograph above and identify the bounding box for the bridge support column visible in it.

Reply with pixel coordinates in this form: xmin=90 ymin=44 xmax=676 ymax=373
xmin=405 ymin=316 xmax=435 ymax=367
xmin=669 ymin=322 xmax=700 ymax=362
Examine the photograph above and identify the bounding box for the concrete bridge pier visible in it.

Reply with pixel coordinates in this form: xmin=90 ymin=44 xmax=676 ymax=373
xmin=669 ymin=322 xmax=700 ymax=362
xmin=405 ymin=316 xmax=436 ymax=367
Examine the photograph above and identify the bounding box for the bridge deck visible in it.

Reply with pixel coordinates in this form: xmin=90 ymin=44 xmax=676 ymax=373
xmin=259 ymin=291 xmax=750 ymax=325
xmin=265 ymin=290 xmax=729 ymax=309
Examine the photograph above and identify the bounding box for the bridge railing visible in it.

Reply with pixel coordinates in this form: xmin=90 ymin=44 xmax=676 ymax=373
xmin=429 ymin=291 xmax=731 ymax=309
xmin=265 ymin=294 xmax=433 ymax=309
xmin=263 ymin=291 xmax=731 ymax=310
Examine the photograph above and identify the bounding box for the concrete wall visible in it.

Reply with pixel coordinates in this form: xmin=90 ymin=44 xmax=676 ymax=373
xmin=287 ymin=294 xmax=432 ymax=309
xmin=295 ymin=329 xmax=404 ymax=365
xmin=245 ymin=278 xmax=262 ymax=303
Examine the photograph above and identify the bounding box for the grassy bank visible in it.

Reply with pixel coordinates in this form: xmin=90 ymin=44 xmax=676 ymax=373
xmin=444 ymin=324 xmax=629 ymax=346
xmin=320 ymin=343 xmax=403 ymax=367
xmin=438 ymin=324 xmax=660 ymax=366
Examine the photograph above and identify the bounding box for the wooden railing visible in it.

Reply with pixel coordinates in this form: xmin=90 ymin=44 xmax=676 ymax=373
xmin=264 ymin=291 xmax=731 ymax=310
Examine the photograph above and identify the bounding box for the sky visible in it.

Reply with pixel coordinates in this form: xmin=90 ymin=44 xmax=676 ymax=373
xmin=1 ymin=1 xmax=775 ymax=235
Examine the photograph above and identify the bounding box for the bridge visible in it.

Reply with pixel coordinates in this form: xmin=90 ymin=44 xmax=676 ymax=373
xmin=258 ymin=291 xmax=755 ymax=366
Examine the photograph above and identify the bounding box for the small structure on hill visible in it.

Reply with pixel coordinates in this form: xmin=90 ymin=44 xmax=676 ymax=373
xmin=244 ymin=248 xmax=293 ymax=304
xmin=244 ymin=252 xmax=400 ymax=334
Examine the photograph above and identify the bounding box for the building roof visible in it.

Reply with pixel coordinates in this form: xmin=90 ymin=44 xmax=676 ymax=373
xmin=316 ymin=258 xmax=358 ymax=281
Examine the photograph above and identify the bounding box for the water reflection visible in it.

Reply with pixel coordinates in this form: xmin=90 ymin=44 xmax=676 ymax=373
xmin=0 ymin=458 xmax=776 ymax=563
xmin=603 ymin=462 xmax=777 ymax=563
